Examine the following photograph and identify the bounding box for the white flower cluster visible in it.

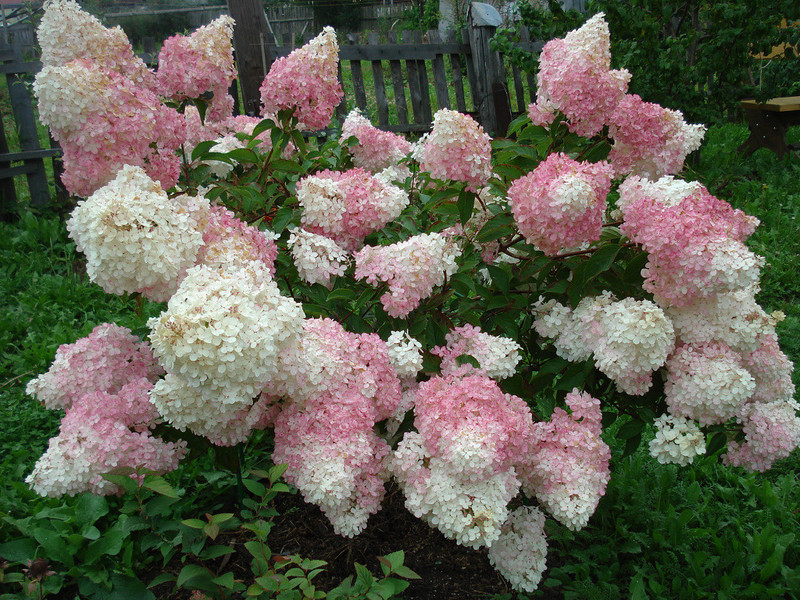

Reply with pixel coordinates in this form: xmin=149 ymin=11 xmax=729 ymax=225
xmin=665 ymin=344 xmax=756 ymax=425
xmin=534 ymin=294 xmax=674 ymax=394
xmin=648 ymin=414 xmax=706 ymax=466
xmin=34 ymin=62 xmax=113 ymax=135
xmin=148 ymin=373 xmax=265 ymax=444
xmin=204 ymin=134 xmax=244 ymax=178
xmin=667 ymin=287 xmax=781 ymax=354
xmin=488 ymin=506 xmax=548 ymax=593
xmin=287 ymin=228 xmax=350 ymax=288
xmin=148 ymin=261 xmax=305 ymax=397
xmin=297 ymin=176 xmax=346 ymax=230
xmin=591 ymin=297 xmax=676 ymax=394
xmin=386 ymin=330 xmax=423 ymax=381
xmin=388 ymin=432 xmax=519 ymax=549
xmin=66 ymin=166 xmax=209 ymax=302
xmin=614 ymin=174 xmax=703 ymax=216
xmin=37 ymin=0 xmax=153 ymax=85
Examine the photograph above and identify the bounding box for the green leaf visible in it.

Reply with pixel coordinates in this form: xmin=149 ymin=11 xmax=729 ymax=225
xmin=191 ymin=140 xmax=216 ymax=161
xmin=100 ymin=473 xmax=139 ymax=494
xmin=108 ymin=574 xmax=155 ymax=600
xmin=182 ymin=519 xmax=206 ymax=530
xmin=83 ymin=525 xmax=127 ymax=564
xmin=176 ymin=565 xmax=211 ymax=589
xmin=32 ymin=528 xmax=73 ymax=567
xmin=142 ymin=476 xmax=179 ymax=498
xmin=457 ymin=190 xmax=475 ymax=225
xmin=0 ymin=538 xmax=37 ymax=563
xmin=584 ymin=243 xmax=620 ymax=280
xmin=354 ymin=563 xmax=373 ymax=587
xmin=251 ymin=117 xmax=276 ymax=140
xmin=147 ymin=573 xmax=176 ymax=588
xmin=327 ymin=288 xmax=355 ymax=302
xmin=212 ymin=572 xmax=236 ymax=589
xmin=271 ymin=158 xmax=304 ymax=173
xmin=242 ymin=478 xmax=267 ymax=497
xmin=618 ymin=419 xmax=645 ymax=439
xmin=73 ymin=494 xmax=109 ymax=527
xmin=202 ymin=545 xmax=235 ymax=560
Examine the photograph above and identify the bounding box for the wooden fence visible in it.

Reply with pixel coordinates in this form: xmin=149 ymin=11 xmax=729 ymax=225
xmin=0 ymin=41 xmax=63 ymax=220
xmin=0 ymin=4 xmax=542 ymax=218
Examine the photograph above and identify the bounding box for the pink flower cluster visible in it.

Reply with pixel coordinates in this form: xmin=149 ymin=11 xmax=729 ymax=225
xmin=389 ymin=374 xmax=533 ymax=548
xmin=340 ymin=110 xmax=412 ymax=173
xmin=26 ymin=323 xmax=163 ymax=410
xmin=271 ymin=318 xmax=402 ymax=536
xmin=529 ymin=13 xmax=705 ymax=177
xmin=34 ymin=60 xmax=186 ymax=197
xmin=608 ymin=94 xmax=706 ymax=179
xmin=297 ymin=168 xmax=409 ymax=251
xmin=724 ymin=399 xmax=800 ymax=472
xmin=197 ymin=205 xmax=278 ymax=271
xmin=26 ymin=378 xmax=186 ymax=497
xmin=507 ymin=153 xmax=613 ymax=255
xmin=259 ymin=27 xmax=343 ymax=130
xmin=519 ymin=389 xmax=611 ymax=531
xmin=354 ymin=231 xmax=461 ymax=318
xmin=415 ymin=109 xmax=492 ymax=190
xmin=25 ymin=324 xmax=184 ymax=496
xmin=528 ymin=13 xmax=630 ymax=138
xmin=414 ymin=374 xmax=534 ymax=476
xmin=157 ymin=16 xmax=237 ymax=122
xmin=619 ymin=176 xmax=761 ymax=306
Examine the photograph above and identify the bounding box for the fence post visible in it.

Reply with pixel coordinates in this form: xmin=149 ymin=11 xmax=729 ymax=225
xmin=227 ymin=0 xmax=272 ymax=115
xmin=466 ymin=2 xmax=511 ymax=136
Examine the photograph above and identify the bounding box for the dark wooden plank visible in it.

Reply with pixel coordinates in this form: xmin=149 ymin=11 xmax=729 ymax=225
xmin=0 ymin=148 xmax=62 ymax=161
xmin=511 ymin=63 xmax=526 ymax=113
xmin=368 ymin=32 xmax=390 ymax=128
xmin=339 ymin=43 xmax=468 ymax=61
xmin=462 ymin=27 xmax=479 ymax=113
xmin=335 ymin=60 xmax=348 ymax=123
xmin=0 ymin=163 xmax=37 ymax=179
xmin=428 ymin=31 xmax=450 ymax=110
xmin=518 ymin=27 xmax=537 ymax=105
xmin=0 ymin=111 xmax=18 ymax=221
xmin=402 ymin=30 xmax=425 ymax=124
xmin=386 ymin=31 xmax=409 ymax=126
xmin=449 ymin=52 xmax=467 ymax=112
xmin=350 ymin=59 xmax=368 ymax=112
xmin=6 ymin=43 xmax=49 ymax=207
xmin=0 ymin=61 xmax=42 ymax=75
xmin=414 ymin=31 xmax=433 ymax=123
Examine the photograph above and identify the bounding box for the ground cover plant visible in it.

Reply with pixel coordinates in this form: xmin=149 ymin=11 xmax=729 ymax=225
xmin=1 ymin=1 xmax=799 ymax=598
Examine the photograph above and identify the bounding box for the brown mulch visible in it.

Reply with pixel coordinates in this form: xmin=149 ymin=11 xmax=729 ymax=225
xmin=142 ymin=481 xmax=562 ymax=599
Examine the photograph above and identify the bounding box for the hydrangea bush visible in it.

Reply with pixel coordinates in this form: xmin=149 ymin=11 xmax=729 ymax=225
xmin=23 ymin=1 xmax=800 ymax=593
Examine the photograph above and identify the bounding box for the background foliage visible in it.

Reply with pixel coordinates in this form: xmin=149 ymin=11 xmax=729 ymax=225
xmin=494 ymin=0 xmax=800 ymax=124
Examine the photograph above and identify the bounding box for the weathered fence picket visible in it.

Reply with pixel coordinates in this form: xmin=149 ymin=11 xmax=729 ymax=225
xmin=0 ymin=42 xmax=62 ymax=220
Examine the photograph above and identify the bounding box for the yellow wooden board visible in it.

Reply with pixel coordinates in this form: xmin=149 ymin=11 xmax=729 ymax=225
xmin=740 ymin=96 xmax=800 ymax=112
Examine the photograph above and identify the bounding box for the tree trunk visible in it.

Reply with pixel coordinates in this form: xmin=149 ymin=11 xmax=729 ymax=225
xmin=227 ymin=0 xmax=272 ymax=116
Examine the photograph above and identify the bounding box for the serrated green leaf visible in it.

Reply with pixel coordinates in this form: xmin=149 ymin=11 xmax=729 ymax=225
xmin=142 ymin=476 xmax=178 ymax=498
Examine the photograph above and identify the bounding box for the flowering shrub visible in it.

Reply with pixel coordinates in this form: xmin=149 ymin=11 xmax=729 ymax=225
xmin=23 ymin=1 xmax=799 ymax=594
